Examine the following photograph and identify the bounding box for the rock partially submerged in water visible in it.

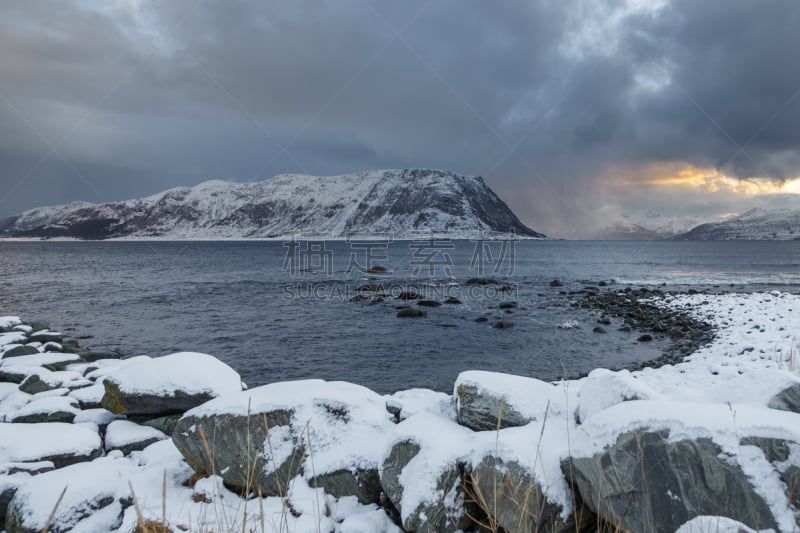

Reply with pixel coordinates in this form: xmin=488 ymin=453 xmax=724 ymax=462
xmin=100 ymin=352 xmax=243 ymax=418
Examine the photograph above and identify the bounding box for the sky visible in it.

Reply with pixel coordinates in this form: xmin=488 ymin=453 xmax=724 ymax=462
xmin=1 ymin=0 xmax=799 ymax=237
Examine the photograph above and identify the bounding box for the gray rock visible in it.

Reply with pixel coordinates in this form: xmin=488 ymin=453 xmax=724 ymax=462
xmin=565 ymin=430 xmax=777 ymax=532
xmin=0 ymin=368 xmax=29 ymax=384
xmin=397 ymin=308 xmax=427 ymax=318
xmin=782 ymin=465 xmax=800 ymax=510
xmin=1 ymin=346 xmax=38 ymax=358
xmin=79 ymin=350 xmax=122 ymax=362
xmin=310 ymin=468 xmax=382 ymax=505
xmin=172 ymin=410 xmax=305 ymax=496
xmin=767 ymin=382 xmax=800 ymax=414
xmin=4 ymin=457 xmax=127 ymax=533
xmin=739 ymin=436 xmax=791 ymax=463
xmin=59 ymin=340 xmax=81 ymax=353
xmin=143 ymin=414 xmax=181 ymax=436
xmin=29 ymin=331 xmax=63 ymax=344
xmin=18 ymin=374 xmax=59 ymax=394
xmin=172 ymin=380 xmax=391 ymax=503
xmin=493 ymin=320 xmax=514 ymax=329
xmin=470 ymin=456 xmax=580 ymax=532
xmin=455 ymin=383 xmax=532 ymax=431
xmin=467 ymin=278 xmax=498 ymax=286
xmin=11 ymin=409 xmax=76 ymax=424
xmin=104 ymin=420 xmax=167 ymax=456
xmin=380 ymin=440 xmax=469 ymax=533
xmin=101 ymin=380 xmax=217 ymax=418
xmin=0 ymin=486 xmax=16 ymax=526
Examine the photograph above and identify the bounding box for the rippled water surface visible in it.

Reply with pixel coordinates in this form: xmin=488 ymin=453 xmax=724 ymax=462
xmin=1 ymin=240 xmax=798 ymax=392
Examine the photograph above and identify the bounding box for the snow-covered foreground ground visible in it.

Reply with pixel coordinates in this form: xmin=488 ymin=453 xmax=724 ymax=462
xmin=1 ymin=291 xmax=799 ymax=532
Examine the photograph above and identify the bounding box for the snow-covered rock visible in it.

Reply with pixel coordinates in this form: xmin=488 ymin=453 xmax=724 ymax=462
xmin=379 ymin=412 xmax=473 ymax=533
xmin=0 ymin=352 xmax=83 ymax=372
xmin=566 ymin=428 xmax=778 ymax=532
xmin=104 ymin=420 xmax=167 ymax=455
xmin=454 ymin=370 xmax=566 ymax=431
xmin=576 ymin=368 xmax=661 ymax=423
xmin=172 ymin=379 xmax=393 ymax=503
xmin=100 ymin=352 xmax=242 ymax=417
xmin=4 ymin=454 xmax=138 ymax=533
xmin=8 ymin=396 xmax=81 ymax=424
xmin=0 ymin=169 xmax=544 ymax=240
xmin=0 ymin=423 xmax=101 ymax=468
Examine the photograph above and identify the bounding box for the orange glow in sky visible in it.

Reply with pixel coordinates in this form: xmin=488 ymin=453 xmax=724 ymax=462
xmin=610 ymin=162 xmax=800 ymax=197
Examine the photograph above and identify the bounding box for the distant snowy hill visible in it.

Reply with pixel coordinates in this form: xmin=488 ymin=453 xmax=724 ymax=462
xmin=0 ymin=169 xmax=544 ymax=240
xmin=578 ymin=213 xmax=705 ymax=240
xmin=675 ymin=208 xmax=800 ymax=240
xmin=586 ymin=221 xmax=661 ymax=240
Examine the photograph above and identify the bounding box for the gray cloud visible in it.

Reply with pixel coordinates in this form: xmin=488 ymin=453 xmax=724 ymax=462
xmin=1 ymin=0 xmax=799 ymax=236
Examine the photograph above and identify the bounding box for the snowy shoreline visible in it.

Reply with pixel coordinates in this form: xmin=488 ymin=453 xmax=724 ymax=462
xmin=1 ymin=291 xmax=800 ymax=532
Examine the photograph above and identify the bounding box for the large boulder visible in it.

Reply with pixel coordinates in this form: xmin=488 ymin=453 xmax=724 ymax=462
xmin=469 ymin=455 xmax=588 ymax=532
xmin=101 ymin=352 xmax=242 ymax=418
xmin=454 ymin=371 xmax=565 ymax=431
xmin=379 ymin=413 xmax=473 ymax=533
xmin=565 ymin=430 xmax=777 ymax=532
xmin=172 ymin=379 xmax=393 ymax=503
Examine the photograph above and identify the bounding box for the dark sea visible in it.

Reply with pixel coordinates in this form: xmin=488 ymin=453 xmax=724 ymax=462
xmin=1 ymin=240 xmax=798 ymax=393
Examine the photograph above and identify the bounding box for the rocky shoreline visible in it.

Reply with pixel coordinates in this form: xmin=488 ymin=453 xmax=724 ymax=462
xmin=574 ymin=286 xmax=716 ymax=373
xmin=2 ymin=290 xmax=800 ymax=532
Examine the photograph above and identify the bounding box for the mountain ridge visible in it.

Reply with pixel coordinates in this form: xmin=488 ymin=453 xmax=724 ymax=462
xmin=674 ymin=208 xmax=800 ymax=240
xmin=0 ymin=169 xmax=544 ymax=240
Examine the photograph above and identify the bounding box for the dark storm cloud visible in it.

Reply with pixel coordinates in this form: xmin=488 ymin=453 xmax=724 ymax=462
xmin=1 ymin=0 xmax=799 ymax=234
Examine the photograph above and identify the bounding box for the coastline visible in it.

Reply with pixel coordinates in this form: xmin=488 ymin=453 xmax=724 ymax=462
xmin=1 ymin=289 xmax=799 ymax=532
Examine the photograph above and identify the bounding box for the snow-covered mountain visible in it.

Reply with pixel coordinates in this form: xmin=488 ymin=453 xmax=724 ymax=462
xmin=0 ymin=169 xmax=544 ymax=240
xmin=583 ymin=221 xmax=661 ymax=240
xmin=651 ymin=217 xmax=702 ymax=237
xmin=576 ymin=212 xmax=706 ymax=240
xmin=675 ymin=208 xmax=800 ymax=240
